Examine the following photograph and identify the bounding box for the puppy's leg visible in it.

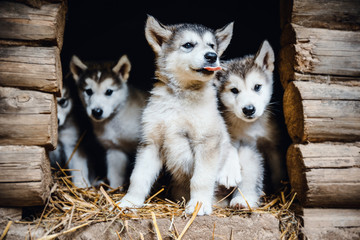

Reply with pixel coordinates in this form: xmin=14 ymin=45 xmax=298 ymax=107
xmin=230 ymin=145 xmax=264 ymax=209
xmin=68 ymin=151 xmax=90 ymax=188
xmin=107 ymin=149 xmax=128 ymax=188
xmin=186 ymin=137 xmax=221 ymax=216
xmin=217 ymin=143 xmax=242 ymax=188
xmin=117 ymin=143 xmax=162 ymax=208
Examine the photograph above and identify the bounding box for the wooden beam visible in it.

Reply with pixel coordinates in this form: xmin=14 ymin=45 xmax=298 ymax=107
xmin=0 ymin=145 xmax=52 ymax=207
xmin=0 ymin=45 xmax=62 ymax=94
xmin=0 ymin=1 xmax=67 ymax=48
xmin=279 ymin=24 xmax=360 ymax=88
xmin=287 ymin=143 xmax=360 ymax=208
xmin=0 ymin=87 xmax=57 ymax=149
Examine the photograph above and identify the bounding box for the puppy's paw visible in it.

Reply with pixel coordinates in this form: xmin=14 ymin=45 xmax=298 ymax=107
xmin=185 ymin=199 xmax=212 ymax=216
xmin=217 ymin=154 xmax=242 ymax=188
xmin=229 ymin=194 xmax=259 ymax=209
xmin=116 ymin=194 xmax=144 ymax=209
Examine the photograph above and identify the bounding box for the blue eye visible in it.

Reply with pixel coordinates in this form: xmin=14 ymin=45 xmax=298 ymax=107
xmin=182 ymin=42 xmax=194 ymax=49
xmin=85 ymin=89 xmax=93 ymax=96
xmin=105 ymin=89 xmax=113 ymax=96
xmin=254 ymin=84 xmax=262 ymax=92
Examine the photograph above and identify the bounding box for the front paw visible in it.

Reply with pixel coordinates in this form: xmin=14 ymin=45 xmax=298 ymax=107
xmin=185 ymin=199 xmax=212 ymax=216
xmin=217 ymin=159 xmax=242 ymax=188
xmin=116 ymin=194 xmax=144 ymax=209
xmin=229 ymin=194 xmax=259 ymax=209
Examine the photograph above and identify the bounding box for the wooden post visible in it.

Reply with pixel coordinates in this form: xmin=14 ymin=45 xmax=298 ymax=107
xmin=0 ymin=87 xmax=58 ymax=150
xmin=0 ymin=146 xmax=52 ymax=207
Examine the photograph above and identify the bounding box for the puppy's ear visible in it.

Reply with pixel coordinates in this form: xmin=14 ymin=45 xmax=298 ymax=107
xmin=113 ymin=55 xmax=131 ymax=82
xmin=215 ymin=22 xmax=234 ymax=56
xmin=145 ymin=15 xmax=172 ymax=54
xmin=254 ymin=40 xmax=275 ymax=72
xmin=70 ymin=55 xmax=87 ymax=82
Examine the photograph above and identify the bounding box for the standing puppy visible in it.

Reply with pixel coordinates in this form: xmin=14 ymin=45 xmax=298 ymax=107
xmin=70 ymin=55 xmax=148 ymax=188
xmin=216 ymin=40 xmax=285 ymax=208
xmin=117 ymin=16 xmax=240 ymax=215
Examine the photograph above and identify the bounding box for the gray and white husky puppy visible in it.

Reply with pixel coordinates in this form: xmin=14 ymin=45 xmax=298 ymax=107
xmin=70 ymin=55 xmax=148 ymax=188
xmin=117 ymin=16 xmax=241 ymax=216
xmin=216 ymin=40 xmax=285 ymax=208
xmin=49 ymin=80 xmax=92 ymax=188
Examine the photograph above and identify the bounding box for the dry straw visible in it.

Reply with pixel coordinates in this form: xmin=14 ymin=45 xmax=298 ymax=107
xmin=11 ymin=169 xmax=300 ymax=239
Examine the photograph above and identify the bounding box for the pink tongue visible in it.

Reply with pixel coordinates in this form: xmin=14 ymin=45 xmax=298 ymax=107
xmin=203 ymin=66 xmax=222 ymax=71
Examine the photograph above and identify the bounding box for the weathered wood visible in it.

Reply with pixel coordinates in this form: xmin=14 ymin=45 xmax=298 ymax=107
xmin=279 ymin=24 xmax=360 ymax=88
xmin=0 ymin=45 xmax=62 ymax=94
xmin=0 ymin=145 xmax=52 ymax=207
xmin=0 ymin=1 xmax=67 ymax=48
xmin=291 ymin=72 xmax=360 ymax=87
xmin=282 ymin=0 xmax=360 ymax=31
xmin=302 ymin=208 xmax=360 ymax=240
xmin=283 ymin=81 xmax=360 ymax=143
xmin=0 ymin=87 xmax=57 ymax=149
xmin=287 ymin=143 xmax=360 ymax=208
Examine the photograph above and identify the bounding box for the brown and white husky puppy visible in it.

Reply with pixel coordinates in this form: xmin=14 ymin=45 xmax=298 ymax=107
xmin=216 ymin=40 xmax=286 ymax=208
xmin=70 ymin=55 xmax=148 ymax=188
xmin=117 ymin=15 xmax=241 ymax=215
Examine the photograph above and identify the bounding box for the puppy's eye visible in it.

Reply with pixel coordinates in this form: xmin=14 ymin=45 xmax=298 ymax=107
xmin=85 ymin=89 xmax=93 ymax=96
xmin=208 ymin=43 xmax=215 ymax=49
xmin=182 ymin=42 xmax=194 ymax=49
xmin=230 ymin=88 xmax=239 ymax=94
xmin=58 ymin=98 xmax=68 ymax=108
xmin=105 ymin=89 xmax=113 ymax=96
xmin=254 ymin=84 xmax=262 ymax=92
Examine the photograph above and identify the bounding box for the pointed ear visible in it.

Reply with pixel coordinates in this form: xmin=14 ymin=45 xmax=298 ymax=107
xmin=70 ymin=55 xmax=87 ymax=82
xmin=254 ymin=40 xmax=275 ymax=72
xmin=215 ymin=22 xmax=234 ymax=56
xmin=112 ymin=55 xmax=131 ymax=82
xmin=145 ymin=15 xmax=172 ymax=54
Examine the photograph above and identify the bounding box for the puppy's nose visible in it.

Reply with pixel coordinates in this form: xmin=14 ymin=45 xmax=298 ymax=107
xmin=242 ymin=105 xmax=256 ymax=117
xmin=92 ymin=108 xmax=103 ymax=119
xmin=204 ymin=52 xmax=217 ymax=63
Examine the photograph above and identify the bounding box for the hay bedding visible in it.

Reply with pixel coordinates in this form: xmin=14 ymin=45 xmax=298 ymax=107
xmin=6 ymin=169 xmax=300 ymax=240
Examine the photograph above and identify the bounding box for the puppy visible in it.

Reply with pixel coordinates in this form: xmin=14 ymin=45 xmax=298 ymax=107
xmin=70 ymin=55 xmax=148 ymax=188
xmin=216 ymin=40 xmax=285 ymax=208
xmin=117 ymin=15 xmax=240 ymax=215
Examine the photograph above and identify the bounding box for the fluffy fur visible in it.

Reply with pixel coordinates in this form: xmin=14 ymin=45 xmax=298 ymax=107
xmin=117 ymin=16 xmax=240 ymax=215
xmin=70 ymin=55 xmax=148 ymax=188
xmin=216 ymin=40 xmax=285 ymax=208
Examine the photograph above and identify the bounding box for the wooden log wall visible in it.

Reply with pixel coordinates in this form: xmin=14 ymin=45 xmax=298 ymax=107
xmin=0 ymin=0 xmax=66 ymax=207
xmin=280 ymin=0 xmax=360 ymax=238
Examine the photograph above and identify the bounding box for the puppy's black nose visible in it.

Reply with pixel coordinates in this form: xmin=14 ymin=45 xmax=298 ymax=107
xmin=242 ymin=105 xmax=256 ymax=117
xmin=204 ymin=52 xmax=217 ymax=63
xmin=92 ymin=108 xmax=103 ymax=119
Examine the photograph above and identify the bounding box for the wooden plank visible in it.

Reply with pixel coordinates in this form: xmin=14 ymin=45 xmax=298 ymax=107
xmin=287 ymin=143 xmax=360 ymax=208
xmin=0 ymin=87 xmax=57 ymax=149
xmin=0 ymin=145 xmax=52 ymax=207
xmin=279 ymin=24 xmax=360 ymax=88
xmin=291 ymin=0 xmax=360 ymax=31
xmin=0 ymin=45 xmax=62 ymax=94
xmin=302 ymin=208 xmax=360 ymax=240
xmin=0 ymin=1 xmax=67 ymax=48
xmin=283 ymin=81 xmax=360 ymax=143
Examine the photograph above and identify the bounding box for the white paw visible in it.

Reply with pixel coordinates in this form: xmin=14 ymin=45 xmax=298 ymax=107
xmin=229 ymin=194 xmax=259 ymax=209
xmin=116 ymin=194 xmax=144 ymax=209
xmin=217 ymin=151 xmax=242 ymax=188
xmin=185 ymin=199 xmax=212 ymax=216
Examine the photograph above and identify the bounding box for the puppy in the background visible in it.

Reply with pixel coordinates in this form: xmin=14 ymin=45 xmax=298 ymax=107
xmin=70 ymin=55 xmax=148 ymax=188
xmin=216 ymin=40 xmax=286 ymax=208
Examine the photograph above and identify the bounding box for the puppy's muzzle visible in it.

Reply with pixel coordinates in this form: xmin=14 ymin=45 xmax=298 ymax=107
xmin=204 ymin=52 xmax=217 ymax=63
xmin=242 ymin=105 xmax=256 ymax=118
xmin=92 ymin=108 xmax=103 ymax=120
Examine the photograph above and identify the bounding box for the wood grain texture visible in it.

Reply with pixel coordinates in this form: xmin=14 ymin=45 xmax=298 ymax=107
xmin=0 ymin=45 xmax=62 ymax=94
xmin=0 ymin=145 xmax=52 ymax=207
xmin=0 ymin=87 xmax=58 ymax=149
xmin=287 ymin=143 xmax=360 ymax=208
xmin=283 ymin=81 xmax=360 ymax=143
